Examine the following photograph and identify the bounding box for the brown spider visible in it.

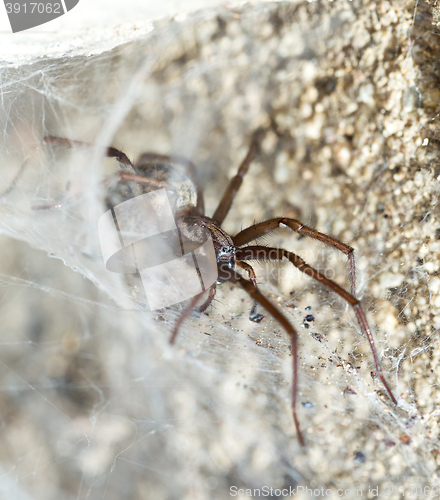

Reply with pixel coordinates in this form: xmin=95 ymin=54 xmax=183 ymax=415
xmin=4 ymin=132 xmax=397 ymax=447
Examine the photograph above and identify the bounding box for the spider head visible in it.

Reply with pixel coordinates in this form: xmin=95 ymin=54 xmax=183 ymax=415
xmin=177 ymin=215 xmax=237 ymax=274
xmin=176 ymin=215 xmax=238 ymax=284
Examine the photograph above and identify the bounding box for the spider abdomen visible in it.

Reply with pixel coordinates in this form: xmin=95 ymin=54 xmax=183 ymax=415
xmin=136 ymin=158 xmax=198 ymax=212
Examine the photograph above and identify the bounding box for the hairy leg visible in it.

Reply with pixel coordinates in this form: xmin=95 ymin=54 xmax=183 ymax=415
xmin=212 ymin=130 xmax=262 ymax=225
xmin=226 ymin=269 xmax=305 ymax=447
xmin=235 ymin=245 xmax=397 ymax=405
xmin=234 ymin=218 xmax=357 ymax=296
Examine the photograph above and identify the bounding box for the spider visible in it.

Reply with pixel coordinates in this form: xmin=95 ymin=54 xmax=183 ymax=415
xmin=4 ymin=131 xmax=397 ymax=447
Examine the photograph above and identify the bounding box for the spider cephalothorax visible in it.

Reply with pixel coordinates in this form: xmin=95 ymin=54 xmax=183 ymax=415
xmin=178 ymin=216 xmax=236 ymax=271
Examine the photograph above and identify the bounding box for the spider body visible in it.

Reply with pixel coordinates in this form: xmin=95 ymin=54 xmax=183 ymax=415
xmin=10 ymin=133 xmax=397 ymax=447
xmin=104 ymin=153 xmax=238 ymax=274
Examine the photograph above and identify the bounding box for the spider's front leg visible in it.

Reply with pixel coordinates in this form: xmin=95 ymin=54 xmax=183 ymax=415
xmin=233 ymin=218 xmax=357 ymax=297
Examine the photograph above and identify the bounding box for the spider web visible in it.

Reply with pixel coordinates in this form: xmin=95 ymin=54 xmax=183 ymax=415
xmin=0 ymin=1 xmax=440 ymax=499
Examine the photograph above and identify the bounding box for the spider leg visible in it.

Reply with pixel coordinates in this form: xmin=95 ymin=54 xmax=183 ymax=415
xmin=0 ymin=145 xmax=44 ymax=198
xmin=235 ymin=260 xmax=265 ymax=322
xmin=198 ymin=284 xmax=217 ymax=313
xmin=212 ymin=130 xmax=262 ymax=225
xmin=43 ymin=136 xmax=137 ymax=174
xmin=0 ymin=138 xmax=114 ymax=199
xmin=236 ymin=245 xmax=398 ymax=405
xmin=233 ymin=218 xmax=357 ymax=296
xmin=225 ymin=268 xmax=305 ymax=447
xmin=169 ymin=292 xmax=205 ymax=345
xmin=43 ymin=136 xmax=150 ymax=199
xmin=103 ymin=171 xmax=175 ymax=192
xmin=17 ymin=137 xmax=177 ymax=210
xmin=33 ymin=172 xmax=177 ymax=210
